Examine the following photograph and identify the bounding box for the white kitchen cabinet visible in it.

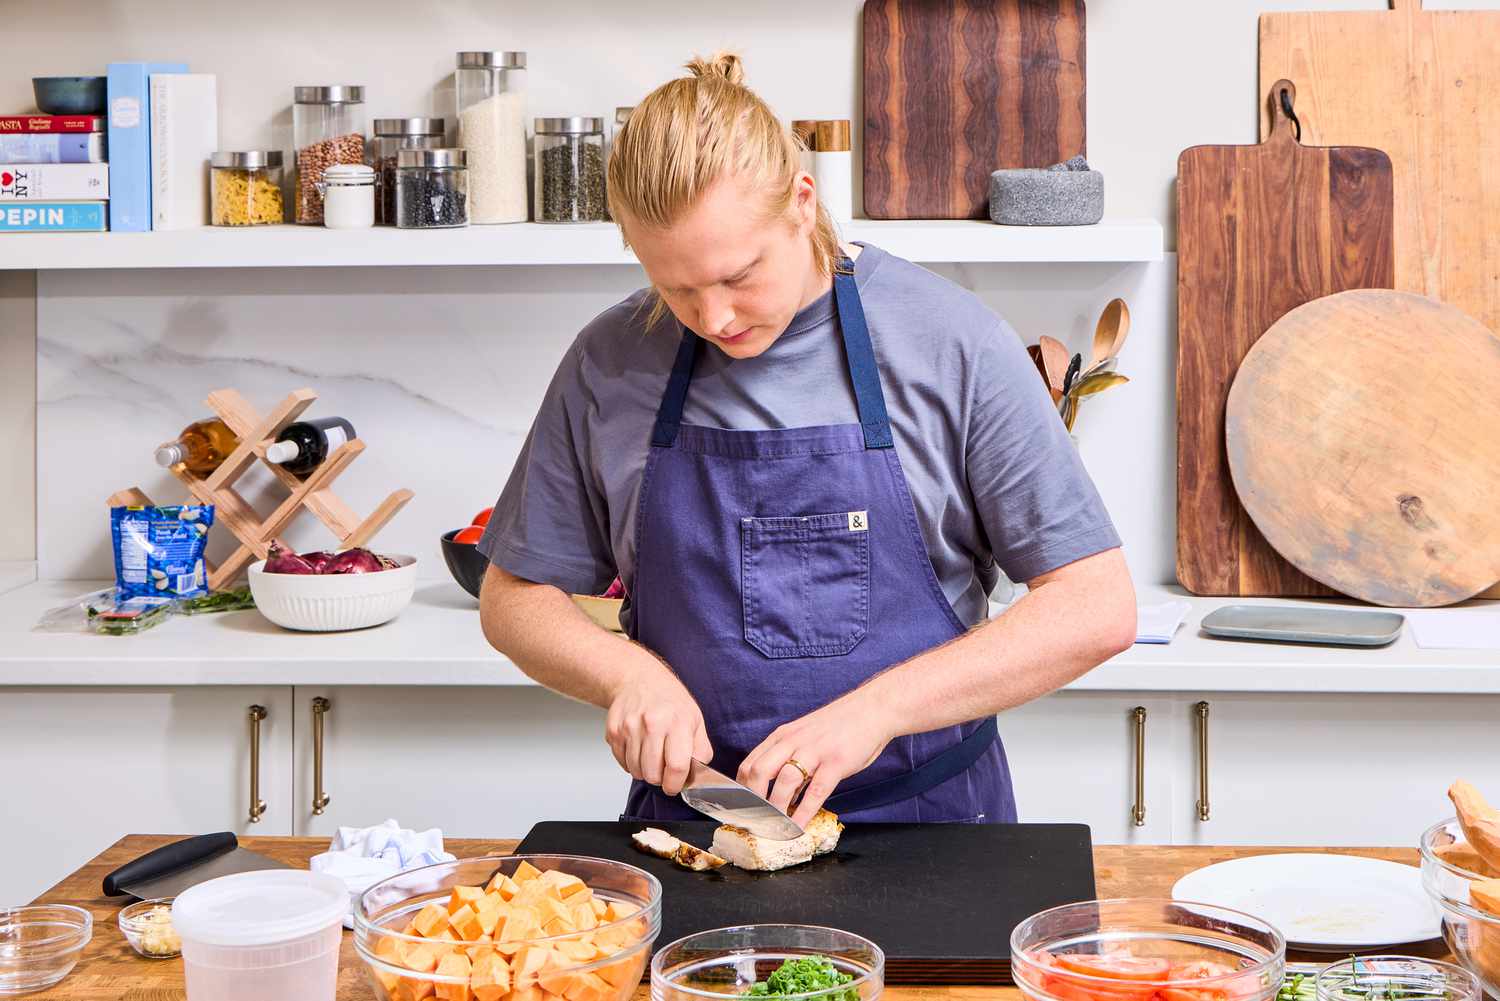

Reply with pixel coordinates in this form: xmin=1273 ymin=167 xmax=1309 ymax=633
xmin=1001 ymin=693 xmax=1178 ymax=844
xmin=0 ymin=686 xmax=293 ymax=905
xmin=1167 ymin=693 xmax=1500 ymax=847
xmin=290 ymin=686 xmax=625 ymax=839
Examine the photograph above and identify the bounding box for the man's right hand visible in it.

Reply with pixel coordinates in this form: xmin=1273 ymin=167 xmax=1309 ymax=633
xmin=604 ymin=654 xmax=713 ymax=797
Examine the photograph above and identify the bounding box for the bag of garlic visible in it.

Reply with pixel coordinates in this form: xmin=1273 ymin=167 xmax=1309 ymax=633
xmin=110 ymin=504 xmax=215 ymax=599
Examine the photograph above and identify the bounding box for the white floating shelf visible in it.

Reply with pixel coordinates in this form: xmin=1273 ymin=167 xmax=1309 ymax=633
xmin=0 ymin=219 xmax=1163 ymax=270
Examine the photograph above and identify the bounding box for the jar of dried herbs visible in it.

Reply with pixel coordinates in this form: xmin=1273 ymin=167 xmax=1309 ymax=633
xmin=533 ymin=117 xmax=606 ymax=224
xmin=369 ymin=118 xmax=444 ymax=226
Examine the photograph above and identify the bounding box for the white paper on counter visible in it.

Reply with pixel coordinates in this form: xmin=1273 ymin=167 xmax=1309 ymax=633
xmin=1135 ymin=600 xmax=1192 ymax=645
xmin=1406 ymin=607 xmax=1500 ymax=650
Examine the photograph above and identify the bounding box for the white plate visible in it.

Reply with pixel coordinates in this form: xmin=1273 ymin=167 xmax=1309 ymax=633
xmin=1172 ymin=853 xmax=1441 ymax=951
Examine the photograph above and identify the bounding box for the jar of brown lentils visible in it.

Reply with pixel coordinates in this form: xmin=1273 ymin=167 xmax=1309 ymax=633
xmin=293 ymin=85 xmax=366 ymax=224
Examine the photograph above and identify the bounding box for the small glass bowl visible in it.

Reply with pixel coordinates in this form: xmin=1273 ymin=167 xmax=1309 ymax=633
xmin=119 ymin=897 xmax=181 ymax=959
xmin=1316 ymin=955 xmax=1479 ymax=1001
xmin=1011 ymin=898 xmax=1286 ymax=1001
xmin=0 ymin=904 xmax=92 ymax=996
xmin=1419 ymin=818 xmax=1500 ymax=997
xmin=651 ymin=925 xmax=884 ymax=1001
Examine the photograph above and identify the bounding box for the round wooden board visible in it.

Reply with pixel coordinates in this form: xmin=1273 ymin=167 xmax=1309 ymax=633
xmin=1225 ymin=289 xmax=1500 ymax=607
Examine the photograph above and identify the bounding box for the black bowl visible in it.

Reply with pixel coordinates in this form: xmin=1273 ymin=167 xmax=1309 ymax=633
xmin=32 ymin=76 xmax=107 ymax=116
xmin=441 ymin=529 xmax=488 ymax=599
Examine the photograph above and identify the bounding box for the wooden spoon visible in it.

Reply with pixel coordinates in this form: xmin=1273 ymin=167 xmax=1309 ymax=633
xmin=1091 ymin=298 xmax=1131 ymax=369
xmin=1038 ymin=336 xmax=1070 ymax=402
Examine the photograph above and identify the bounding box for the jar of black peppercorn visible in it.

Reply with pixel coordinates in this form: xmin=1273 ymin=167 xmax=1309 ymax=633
xmin=534 ymin=117 xmax=606 ymax=223
xmin=369 ymin=117 xmax=444 ymax=225
xmin=395 ymin=147 xmax=469 ymax=229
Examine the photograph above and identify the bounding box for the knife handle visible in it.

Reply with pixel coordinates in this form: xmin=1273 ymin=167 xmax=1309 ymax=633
xmin=101 ymin=832 xmax=238 ymax=896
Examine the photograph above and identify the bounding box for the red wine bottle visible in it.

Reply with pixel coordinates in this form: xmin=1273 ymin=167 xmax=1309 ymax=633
xmin=264 ymin=417 xmax=356 ymax=476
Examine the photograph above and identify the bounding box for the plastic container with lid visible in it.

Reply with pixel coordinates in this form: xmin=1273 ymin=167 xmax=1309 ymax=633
xmin=456 ymin=51 xmax=527 ymax=224
xmin=369 ymin=117 xmax=444 ymax=226
xmin=318 ymin=163 xmax=375 ymax=230
xmin=172 ymin=870 xmax=348 ymax=1001
xmin=395 ymin=148 xmax=468 ymax=229
xmin=210 ymin=151 xmax=284 ymax=226
xmin=293 ymin=85 xmax=366 ymax=224
xmin=534 ymin=117 xmax=606 ymax=223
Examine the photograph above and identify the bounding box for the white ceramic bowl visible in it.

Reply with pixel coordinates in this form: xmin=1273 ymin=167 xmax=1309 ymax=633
xmin=247 ymin=554 xmax=417 ymax=632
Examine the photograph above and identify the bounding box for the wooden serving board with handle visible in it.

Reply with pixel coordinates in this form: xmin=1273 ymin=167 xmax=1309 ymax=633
xmin=1225 ymin=290 xmax=1500 ymax=608
xmin=1176 ymin=81 xmax=1395 ymax=597
xmin=1261 ymin=0 xmax=1500 ymax=598
xmin=862 ymin=0 xmax=1086 ymax=220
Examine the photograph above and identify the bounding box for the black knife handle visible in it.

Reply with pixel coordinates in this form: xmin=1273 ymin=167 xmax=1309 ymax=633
xmin=101 ymin=832 xmax=238 ymax=896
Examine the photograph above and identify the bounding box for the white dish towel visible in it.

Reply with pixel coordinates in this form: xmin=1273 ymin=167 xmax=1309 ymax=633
xmin=1135 ymin=600 xmax=1192 ymax=644
xmin=310 ymin=818 xmax=457 ymax=928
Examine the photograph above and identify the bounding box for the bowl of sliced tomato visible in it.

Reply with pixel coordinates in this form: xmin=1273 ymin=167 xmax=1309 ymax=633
xmin=1011 ymin=899 xmax=1285 ymax=1001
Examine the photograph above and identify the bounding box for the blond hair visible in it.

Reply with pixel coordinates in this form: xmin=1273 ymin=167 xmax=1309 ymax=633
xmin=607 ymin=51 xmax=844 ymax=330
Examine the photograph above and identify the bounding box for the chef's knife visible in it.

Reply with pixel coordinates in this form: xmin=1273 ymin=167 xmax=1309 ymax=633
xmin=102 ymin=832 xmax=289 ymax=899
xmin=680 ymin=759 xmax=805 ymax=840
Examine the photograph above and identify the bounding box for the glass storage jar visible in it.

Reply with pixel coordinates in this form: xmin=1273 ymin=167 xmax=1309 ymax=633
xmin=319 ymin=162 xmax=375 ymax=229
xmin=455 ymin=51 xmax=528 ymax=224
xmin=292 ymin=85 xmax=366 ymax=224
xmin=534 ymin=117 xmax=606 ymax=223
xmin=210 ymin=151 xmax=284 ymax=226
xmin=368 ymin=118 xmax=444 ymax=226
xmin=395 ymin=148 xmax=469 ymax=229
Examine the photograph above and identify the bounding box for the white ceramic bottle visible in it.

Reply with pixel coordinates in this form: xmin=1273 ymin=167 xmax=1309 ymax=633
xmin=814 ymin=120 xmax=852 ymax=226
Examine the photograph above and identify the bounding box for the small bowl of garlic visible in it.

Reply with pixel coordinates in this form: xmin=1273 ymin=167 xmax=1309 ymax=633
xmin=119 ymin=897 xmax=182 ymax=959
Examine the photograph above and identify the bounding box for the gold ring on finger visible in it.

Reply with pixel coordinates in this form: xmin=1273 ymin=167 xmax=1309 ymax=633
xmin=785 ymin=758 xmax=812 ymax=783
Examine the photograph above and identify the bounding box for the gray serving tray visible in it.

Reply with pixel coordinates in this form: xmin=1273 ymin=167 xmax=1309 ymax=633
xmin=1201 ymin=604 xmax=1405 ymax=647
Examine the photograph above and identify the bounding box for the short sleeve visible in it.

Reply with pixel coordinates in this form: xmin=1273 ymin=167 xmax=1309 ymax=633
xmin=477 ymin=341 xmax=616 ymax=595
xmin=966 ymin=318 xmax=1122 ymax=583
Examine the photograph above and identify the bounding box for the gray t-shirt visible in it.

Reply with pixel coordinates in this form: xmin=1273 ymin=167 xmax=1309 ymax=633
xmin=479 ymin=243 xmax=1121 ymax=626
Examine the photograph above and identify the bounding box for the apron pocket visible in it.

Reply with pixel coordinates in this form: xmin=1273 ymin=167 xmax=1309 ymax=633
xmin=741 ymin=512 xmax=870 ymax=658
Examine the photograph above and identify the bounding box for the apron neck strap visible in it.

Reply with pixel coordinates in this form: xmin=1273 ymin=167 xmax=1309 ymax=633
xmin=650 ymin=257 xmax=894 ymax=449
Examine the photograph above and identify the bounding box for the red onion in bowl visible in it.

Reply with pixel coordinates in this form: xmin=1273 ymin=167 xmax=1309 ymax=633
xmin=264 ymin=542 xmax=317 ymax=575
xmin=302 ymin=551 xmax=337 ymax=573
xmin=326 ymin=548 xmax=385 ymax=574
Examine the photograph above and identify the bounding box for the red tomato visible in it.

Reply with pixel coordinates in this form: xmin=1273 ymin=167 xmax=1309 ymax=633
xmin=453 ymin=526 xmax=484 ymax=544
xmin=1058 ymin=956 xmax=1173 ymax=982
xmin=471 ymin=507 xmax=494 ymax=528
xmin=1169 ymin=963 xmax=1237 ymax=981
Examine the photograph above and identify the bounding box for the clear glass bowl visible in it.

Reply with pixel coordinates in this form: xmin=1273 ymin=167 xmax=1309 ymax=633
xmin=651 ymin=925 xmax=884 ymax=1001
xmin=1316 ymin=955 xmax=1479 ymax=1001
xmin=119 ymin=897 xmax=181 ymax=959
xmin=0 ymin=904 xmax=92 ymax=996
xmin=1419 ymin=818 xmax=1500 ymax=997
xmin=355 ymin=855 xmax=661 ymax=1001
xmin=1010 ymin=899 xmax=1286 ymax=1001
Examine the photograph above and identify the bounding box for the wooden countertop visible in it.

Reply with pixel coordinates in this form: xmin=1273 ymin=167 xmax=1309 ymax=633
xmin=27 ymin=837 xmax=1444 ymax=1001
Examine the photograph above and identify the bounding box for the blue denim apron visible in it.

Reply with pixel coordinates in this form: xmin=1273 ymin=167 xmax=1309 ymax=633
xmin=623 ymin=262 xmax=1016 ymax=824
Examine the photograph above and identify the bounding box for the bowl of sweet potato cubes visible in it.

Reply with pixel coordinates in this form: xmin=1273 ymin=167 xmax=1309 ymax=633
xmin=354 ymin=855 xmax=662 ymax=1001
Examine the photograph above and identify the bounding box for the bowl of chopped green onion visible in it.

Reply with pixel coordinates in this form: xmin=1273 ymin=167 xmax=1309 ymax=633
xmin=650 ymin=926 xmax=883 ymax=1001
xmin=1315 ymin=955 xmax=1478 ymax=1001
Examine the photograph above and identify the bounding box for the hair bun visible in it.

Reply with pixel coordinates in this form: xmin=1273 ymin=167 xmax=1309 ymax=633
xmin=685 ymin=51 xmax=745 ymax=86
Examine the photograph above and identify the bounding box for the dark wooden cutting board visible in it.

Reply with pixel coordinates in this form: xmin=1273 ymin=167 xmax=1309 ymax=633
xmin=516 ymin=821 xmax=1095 ymax=985
xmin=1175 ymin=81 xmax=1395 ymax=597
xmin=862 ymin=0 xmax=1087 ymax=219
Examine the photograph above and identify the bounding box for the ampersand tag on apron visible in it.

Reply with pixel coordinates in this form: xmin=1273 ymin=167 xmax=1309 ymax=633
xmin=847 ymin=510 xmax=869 ymax=532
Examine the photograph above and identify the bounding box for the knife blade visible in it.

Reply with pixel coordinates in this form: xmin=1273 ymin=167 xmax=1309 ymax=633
xmin=680 ymin=759 xmax=805 ymax=841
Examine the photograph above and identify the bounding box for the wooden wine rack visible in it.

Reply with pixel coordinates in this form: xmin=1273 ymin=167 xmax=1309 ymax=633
xmin=109 ymin=387 xmax=413 ymax=591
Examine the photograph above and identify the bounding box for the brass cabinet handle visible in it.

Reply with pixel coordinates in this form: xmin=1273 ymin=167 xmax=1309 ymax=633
xmin=1196 ymin=701 xmax=1211 ymax=821
xmin=312 ymin=697 xmax=332 ymax=815
xmin=248 ymin=705 xmax=267 ymax=823
xmin=1131 ymin=706 xmax=1147 ymax=827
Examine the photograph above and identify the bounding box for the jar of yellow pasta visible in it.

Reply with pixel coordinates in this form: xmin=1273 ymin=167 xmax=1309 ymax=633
xmin=210 ymin=151 xmax=285 ymax=226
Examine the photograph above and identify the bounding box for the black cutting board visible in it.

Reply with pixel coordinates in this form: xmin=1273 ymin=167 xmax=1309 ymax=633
xmin=515 ymin=821 xmax=1095 ymax=985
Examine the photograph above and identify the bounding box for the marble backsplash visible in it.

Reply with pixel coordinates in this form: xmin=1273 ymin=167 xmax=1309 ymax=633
xmin=36 ymin=257 xmax=1174 ymax=586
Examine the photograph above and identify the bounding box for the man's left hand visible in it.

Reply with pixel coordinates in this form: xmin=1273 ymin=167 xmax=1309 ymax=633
xmin=737 ymin=691 xmax=898 ymax=829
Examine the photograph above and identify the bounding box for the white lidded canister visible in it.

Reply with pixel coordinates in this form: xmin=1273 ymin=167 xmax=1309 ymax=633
xmin=791 ymin=120 xmax=817 ymax=179
xmin=813 ymin=120 xmax=852 ymax=226
xmin=172 ymin=869 xmax=348 ymax=1001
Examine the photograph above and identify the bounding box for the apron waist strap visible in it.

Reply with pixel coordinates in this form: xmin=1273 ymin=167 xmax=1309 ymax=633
xmin=824 ymin=716 xmax=998 ymax=815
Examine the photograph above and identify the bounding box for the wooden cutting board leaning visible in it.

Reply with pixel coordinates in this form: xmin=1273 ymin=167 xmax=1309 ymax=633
xmin=1176 ymin=81 xmax=1394 ymax=597
xmin=862 ymin=0 xmax=1086 ymax=220
xmin=1260 ymin=0 xmax=1500 ymax=597
xmin=1225 ymin=290 xmax=1500 ymax=608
